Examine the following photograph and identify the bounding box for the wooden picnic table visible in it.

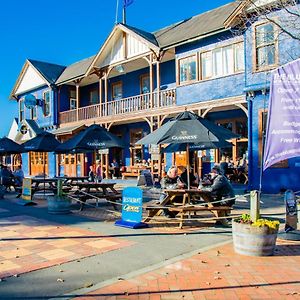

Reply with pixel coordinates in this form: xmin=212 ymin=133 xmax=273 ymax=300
xmin=144 ymin=189 xmax=232 ymax=228
xmin=73 ymin=182 xmax=121 ymax=210
xmin=56 ymin=176 xmax=89 ymax=185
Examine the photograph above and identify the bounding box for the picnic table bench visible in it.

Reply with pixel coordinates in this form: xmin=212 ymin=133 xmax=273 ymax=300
xmin=71 ymin=182 xmax=121 ymax=210
xmin=144 ymin=189 xmax=233 ymax=228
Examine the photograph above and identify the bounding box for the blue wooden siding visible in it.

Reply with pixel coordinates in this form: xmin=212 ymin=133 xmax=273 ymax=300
xmin=19 ymin=86 xmax=57 ymax=127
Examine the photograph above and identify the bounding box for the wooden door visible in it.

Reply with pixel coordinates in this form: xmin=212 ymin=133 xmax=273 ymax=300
xmin=63 ymin=154 xmax=77 ymax=177
xmin=175 ymin=152 xmax=187 ymax=168
xmin=29 ymin=152 xmax=48 ymax=176
xmin=12 ymin=154 xmax=22 ymax=171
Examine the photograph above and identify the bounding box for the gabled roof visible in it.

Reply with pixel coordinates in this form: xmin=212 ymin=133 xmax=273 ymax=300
xmin=154 ymin=2 xmax=239 ymax=48
xmin=85 ymin=23 xmax=160 ymax=76
xmin=28 ymin=59 xmax=66 ymax=84
xmin=121 ymin=23 xmax=159 ymax=47
xmin=56 ymin=56 xmax=95 ymax=85
xmin=10 ymin=59 xmax=66 ymax=99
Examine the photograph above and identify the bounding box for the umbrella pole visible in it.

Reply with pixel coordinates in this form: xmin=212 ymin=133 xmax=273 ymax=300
xmin=186 ymin=144 xmax=190 ymax=190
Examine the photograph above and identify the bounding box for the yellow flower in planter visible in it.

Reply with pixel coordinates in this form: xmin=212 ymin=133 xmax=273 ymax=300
xmin=252 ymin=219 xmax=280 ymax=230
xmin=236 ymin=214 xmax=280 ymax=230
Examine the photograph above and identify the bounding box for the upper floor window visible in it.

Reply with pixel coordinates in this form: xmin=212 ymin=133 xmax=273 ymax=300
xmin=69 ymin=89 xmax=76 ymax=110
xmin=43 ymin=91 xmax=50 ymax=116
xmin=178 ymin=55 xmax=197 ymax=85
xmin=31 ymin=106 xmax=37 ymax=120
xmin=255 ymin=23 xmax=277 ymax=71
xmin=140 ymin=74 xmax=150 ymax=94
xmin=200 ymin=42 xmax=244 ymax=80
xmin=19 ymin=99 xmax=25 ymax=122
xmin=112 ymin=82 xmax=123 ymax=100
xmin=90 ymin=89 xmax=99 ymax=105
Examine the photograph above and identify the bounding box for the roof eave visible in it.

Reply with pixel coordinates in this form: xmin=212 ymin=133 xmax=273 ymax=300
xmin=224 ymin=0 xmax=251 ymax=28
xmin=161 ymin=27 xmax=231 ymax=51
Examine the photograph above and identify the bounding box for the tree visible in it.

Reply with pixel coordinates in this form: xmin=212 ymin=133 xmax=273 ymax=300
xmin=231 ymin=0 xmax=300 ymax=41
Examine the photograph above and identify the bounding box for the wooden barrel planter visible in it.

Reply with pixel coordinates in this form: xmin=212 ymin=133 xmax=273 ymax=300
xmin=232 ymin=221 xmax=278 ymax=256
xmin=47 ymin=196 xmax=71 ymax=214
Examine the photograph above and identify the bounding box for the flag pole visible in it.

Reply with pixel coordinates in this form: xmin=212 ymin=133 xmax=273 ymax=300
xmin=115 ymin=0 xmax=119 ymax=24
xmin=122 ymin=4 xmax=126 ymax=24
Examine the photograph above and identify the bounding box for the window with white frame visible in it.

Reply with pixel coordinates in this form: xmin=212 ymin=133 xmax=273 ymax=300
xmin=200 ymin=42 xmax=244 ymax=80
xmin=89 ymin=89 xmax=99 ymax=105
xmin=255 ymin=23 xmax=277 ymax=70
xmin=43 ymin=91 xmax=50 ymax=116
xmin=69 ymin=89 xmax=77 ymax=110
xmin=19 ymin=99 xmax=25 ymax=122
xmin=112 ymin=82 xmax=123 ymax=100
xmin=31 ymin=106 xmax=37 ymax=120
xmin=178 ymin=55 xmax=197 ymax=85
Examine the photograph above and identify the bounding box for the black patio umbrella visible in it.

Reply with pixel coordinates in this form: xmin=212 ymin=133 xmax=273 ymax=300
xmin=55 ymin=124 xmax=125 ymax=153
xmin=162 ymin=140 xmax=233 ymax=153
xmin=22 ymin=131 xmax=60 ymax=153
xmin=136 ymin=111 xmax=239 ymax=189
xmin=22 ymin=131 xmax=61 ymax=196
xmin=55 ymin=124 xmax=125 ymax=178
xmin=0 ymin=137 xmax=24 ymax=155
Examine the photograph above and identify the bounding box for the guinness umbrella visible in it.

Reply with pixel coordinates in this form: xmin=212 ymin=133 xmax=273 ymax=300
xmin=23 ymin=131 xmax=60 ymax=153
xmin=162 ymin=140 xmax=233 ymax=153
xmin=55 ymin=124 xmax=125 ymax=153
xmin=136 ymin=111 xmax=239 ymax=189
xmin=0 ymin=137 xmax=24 ymax=155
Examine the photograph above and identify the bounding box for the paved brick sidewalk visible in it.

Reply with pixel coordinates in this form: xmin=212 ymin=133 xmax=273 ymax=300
xmin=75 ymin=239 xmax=300 ymax=300
xmin=0 ymin=215 xmax=133 ymax=279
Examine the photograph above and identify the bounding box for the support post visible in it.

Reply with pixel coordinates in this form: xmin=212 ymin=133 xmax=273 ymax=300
xmin=99 ymin=77 xmax=102 ymax=117
xmin=76 ymin=83 xmax=80 ymax=121
xmin=250 ymin=190 xmax=260 ymax=222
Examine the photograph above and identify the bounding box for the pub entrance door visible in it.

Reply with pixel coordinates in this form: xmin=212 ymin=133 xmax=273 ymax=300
xmin=29 ymin=152 xmax=48 ymax=176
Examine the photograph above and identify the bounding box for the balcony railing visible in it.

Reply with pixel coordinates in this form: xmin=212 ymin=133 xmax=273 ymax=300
xmin=60 ymin=88 xmax=176 ymax=124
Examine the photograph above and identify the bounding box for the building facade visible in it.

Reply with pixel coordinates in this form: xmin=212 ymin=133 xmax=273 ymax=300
xmin=9 ymin=0 xmax=300 ymax=192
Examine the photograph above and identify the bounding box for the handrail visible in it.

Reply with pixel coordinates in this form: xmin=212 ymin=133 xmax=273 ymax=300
xmin=59 ymin=88 xmax=176 ymax=124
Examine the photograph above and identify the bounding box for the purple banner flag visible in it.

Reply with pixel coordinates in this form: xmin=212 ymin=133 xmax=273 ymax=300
xmin=124 ymin=0 xmax=134 ymax=7
xmin=263 ymin=58 xmax=300 ymax=170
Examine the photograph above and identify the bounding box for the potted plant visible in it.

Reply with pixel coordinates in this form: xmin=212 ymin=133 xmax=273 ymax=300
xmin=47 ymin=179 xmax=71 ymax=214
xmin=232 ymin=214 xmax=280 ymax=256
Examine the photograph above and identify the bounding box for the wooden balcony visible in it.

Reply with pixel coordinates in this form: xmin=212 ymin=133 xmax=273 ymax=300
xmin=59 ymin=88 xmax=176 ymax=124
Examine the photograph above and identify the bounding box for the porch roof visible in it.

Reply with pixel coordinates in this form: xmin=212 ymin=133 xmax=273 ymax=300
xmin=56 ymin=56 xmax=95 ymax=85
xmin=52 ymin=124 xmax=86 ymax=136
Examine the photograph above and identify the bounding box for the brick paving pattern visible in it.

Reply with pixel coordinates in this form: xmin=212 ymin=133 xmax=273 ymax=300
xmin=75 ymin=239 xmax=300 ymax=300
xmin=0 ymin=215 xmax=133 ymax=279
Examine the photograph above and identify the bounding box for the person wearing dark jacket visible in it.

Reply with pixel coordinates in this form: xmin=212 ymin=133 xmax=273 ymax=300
xmin=198 ymin=164 xmax=235 ymax=207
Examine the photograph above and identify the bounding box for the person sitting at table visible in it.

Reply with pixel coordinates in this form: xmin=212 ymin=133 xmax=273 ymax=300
xmin=13 ymin=165 xmax=24 ymax=186
xmin=198 ymin=164 xmax=235 ymax=207
xmin=110 ymin=158 xmax=120 ymax=178
xmin=88 ymin=165 xmax=95 ymax=182
xmin=198 ymin=164 xmax=235 ymax=226
xmin=160 ymin=166 xmax=185 ymax=190
xmin=0 ymin=165 xmax=14 ymax=190
xmin=160 ymin=166 xmax=185 ymax=218
xmin=95 ymin=160 xmax=102 ymax=183
xmin=219 ymin=156 xmax=228 ymax=176
xmin=179 ymin=167 xmax=198 ymax=188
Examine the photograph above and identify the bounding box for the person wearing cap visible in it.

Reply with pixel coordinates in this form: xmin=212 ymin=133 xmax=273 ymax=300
xmin=198 ymin=164 xmax=235 ymax=207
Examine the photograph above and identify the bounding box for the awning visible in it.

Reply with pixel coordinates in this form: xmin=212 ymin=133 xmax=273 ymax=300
xmin=52 ymin=124 xmax=86 ymax=136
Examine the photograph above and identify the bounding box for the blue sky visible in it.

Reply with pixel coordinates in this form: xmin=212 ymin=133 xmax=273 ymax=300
xmin=0 ymin=0 xmax=231 ymax=137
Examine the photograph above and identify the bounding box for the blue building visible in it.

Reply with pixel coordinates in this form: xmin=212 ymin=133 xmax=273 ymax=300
xmin=9 ymin=0 xmax=300 ymax=192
